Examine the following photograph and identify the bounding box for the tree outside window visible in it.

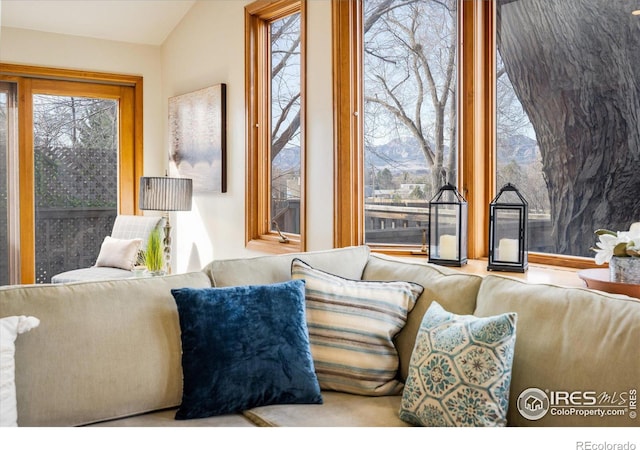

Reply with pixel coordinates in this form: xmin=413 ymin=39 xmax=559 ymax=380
xmin=271 ymin=12 xmax=302 ymax=236
xmin=363 ymin=0 xmax=458 ymax=246
xmin=497 ymin=0 xmax=640 ymax=257
xmin=358 ymin=0 xmax=640 ymax=259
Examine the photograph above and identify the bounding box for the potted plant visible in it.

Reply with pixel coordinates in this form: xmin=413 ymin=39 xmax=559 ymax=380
xmin=144 ymin=228 xmax=165 ymax=276
xmin=592 ymin=222 xmax=640 ymax=284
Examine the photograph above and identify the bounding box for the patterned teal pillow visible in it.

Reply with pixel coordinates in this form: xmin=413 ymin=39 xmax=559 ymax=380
xmin=399 ymin=301 xmax=517 ymax=426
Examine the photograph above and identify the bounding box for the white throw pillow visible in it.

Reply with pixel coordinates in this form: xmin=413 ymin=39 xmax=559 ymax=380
xmin=94 ymin=236 xmax=143 ymax=270
xmin=0 ymin=316 xmax=40 ymax=427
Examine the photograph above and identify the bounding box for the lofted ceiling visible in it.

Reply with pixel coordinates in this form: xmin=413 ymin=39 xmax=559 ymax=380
xmin=0 ymin=0 xmax=197 ymax=45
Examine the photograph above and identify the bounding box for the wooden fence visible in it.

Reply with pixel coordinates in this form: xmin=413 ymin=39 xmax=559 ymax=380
xmin=34 ymin=207 xmax=116 ymax=283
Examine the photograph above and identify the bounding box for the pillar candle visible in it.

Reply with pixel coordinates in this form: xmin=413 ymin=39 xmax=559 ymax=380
xmin=498 ymin=238 xmax=519 ymax=263
xmin=439 ymin=234 xmax=457 ymax=260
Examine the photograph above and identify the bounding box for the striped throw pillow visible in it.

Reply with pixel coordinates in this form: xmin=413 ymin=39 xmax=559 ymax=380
xmin=291 ymin=258 xmax=423 ymax=396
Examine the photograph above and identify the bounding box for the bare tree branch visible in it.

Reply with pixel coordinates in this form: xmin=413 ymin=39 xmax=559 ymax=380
xmin=364 ymin=0 xmax=421 ymax=34
xmin=271 ymin=111 xmax=300 ymax=161
xmin=367 ymin=72 xmax=436 ymax=167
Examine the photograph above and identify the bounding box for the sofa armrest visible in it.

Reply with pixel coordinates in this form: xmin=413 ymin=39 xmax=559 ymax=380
xmin=475 ymin=274 xmax=640 ymax=427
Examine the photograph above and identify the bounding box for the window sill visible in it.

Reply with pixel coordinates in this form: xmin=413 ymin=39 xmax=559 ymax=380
xmin=246 ymin=235 xmax=302 ymax=255
xmin=448 ymin=259 xmax=585 ymax=289
xmin=390 ymin=254 xmax=586 ymax=289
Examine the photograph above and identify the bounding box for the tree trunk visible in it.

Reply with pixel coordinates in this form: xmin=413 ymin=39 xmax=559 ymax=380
xmin=497 ymin=0 xmax=640 ymax=256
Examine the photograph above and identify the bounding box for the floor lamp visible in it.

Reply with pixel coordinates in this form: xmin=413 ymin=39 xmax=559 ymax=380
xmin=139 ymin=175 xmax=193 ymax=274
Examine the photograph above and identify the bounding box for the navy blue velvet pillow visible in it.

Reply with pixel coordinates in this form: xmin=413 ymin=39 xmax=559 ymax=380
xmin=171 ymin=280 xmax=322 ymax=420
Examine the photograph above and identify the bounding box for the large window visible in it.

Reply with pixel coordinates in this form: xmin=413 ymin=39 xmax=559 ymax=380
xmin=246 ymin=0 xmax=306 ymax=253
xmin=0 ymin=65 xmax=142 ymax=284
xmin=362 ymin=0 xmax=457 ymax=247
xmin=333 ymin=0 xmax=462 ymax=252
xmin=335 ymin=0 xmax=639 ymax=267
xmin=496 ymin=0 xmax=640 ymax=259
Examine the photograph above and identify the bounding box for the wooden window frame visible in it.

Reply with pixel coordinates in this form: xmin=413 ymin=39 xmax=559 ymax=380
xmin=332 ymin=0 xmax=364 ymax=250
xmin=332 ymin=0 xmax=486 ymax=256
xmin=0 ymin=63 xmax=144 ymax=283
xmin=245 ymin=0 xmax=307 ymax=254
xmin=332 ymin=0 xmax=598 ymax=269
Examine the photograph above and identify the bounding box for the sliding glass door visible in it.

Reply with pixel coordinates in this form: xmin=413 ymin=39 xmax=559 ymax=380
xmin=0 ymin=67 xmax=141 ymax=285
xmin=26 ymin=80 xmax=134 ymax=284
xmin=32 ymin=92 xmax=120 ymax=283
xmin=0 ymin=83 xmax=14 ymax=285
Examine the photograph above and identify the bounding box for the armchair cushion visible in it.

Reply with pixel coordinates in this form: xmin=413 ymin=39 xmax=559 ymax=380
xmin=110 ymin=215 xmax=164 ymax=251
xmin=50 ymin=267 xmax=134 ymax=284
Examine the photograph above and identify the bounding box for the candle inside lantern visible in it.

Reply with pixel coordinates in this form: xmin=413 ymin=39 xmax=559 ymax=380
xmin=498 ymin=238 xmax=519 ymax=262
xmin=439 ymin=234 xmax=457 ymax=260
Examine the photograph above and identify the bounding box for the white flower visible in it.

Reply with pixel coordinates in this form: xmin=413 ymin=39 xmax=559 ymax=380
xmin=593 ymin=233 xmax=618 ymax=265
xmin=592 ymin=223 xmax=640 ymax=264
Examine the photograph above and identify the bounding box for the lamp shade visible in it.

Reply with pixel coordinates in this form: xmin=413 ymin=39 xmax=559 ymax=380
xmin=139 ymin=176 xmax=193 ymax=211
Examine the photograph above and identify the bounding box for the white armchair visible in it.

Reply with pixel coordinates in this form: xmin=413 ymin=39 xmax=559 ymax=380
xmin=51 ymin=215 xmax=164 ymax=284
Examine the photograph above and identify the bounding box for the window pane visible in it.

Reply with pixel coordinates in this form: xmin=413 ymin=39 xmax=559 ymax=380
xmin=0 ymin=86 xmax=9 ymax=285
xmin=270 ymin=13 xmax=301 ymax=235
xmin=33 ymin=95 xmax=118 ymax=283
xmin=497 ymin=0 xmax=640 ymax=257
xmin=363 ymin=0 xmax=458 ymax=246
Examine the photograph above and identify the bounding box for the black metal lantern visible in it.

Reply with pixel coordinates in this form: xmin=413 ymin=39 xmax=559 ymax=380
xmin=428 ymin=183 xmax=468 ymax=267
xmin=488 ymin=183 xmax=528 ymax=272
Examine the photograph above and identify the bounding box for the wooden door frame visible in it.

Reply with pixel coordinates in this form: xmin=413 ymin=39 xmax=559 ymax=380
xmin=0 ymin=64 xmax=143 ymax=284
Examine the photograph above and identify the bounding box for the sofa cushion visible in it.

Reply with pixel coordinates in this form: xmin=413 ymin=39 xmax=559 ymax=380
xmin=0 ymin=316 xmax=40 ymax=427
xmin=202 ymin=245 xmax=370 ymax=287
xmin=0 ymin=272 xmax=212 ymax=426
xmin=291 ymin=258 xmax=423 ymax=396
xmin=86 ymin=408 xmax=257 ymax=427
xmin=399 ymin=302 xmax=517 ymax=427
xmin=474 ymin=275 xmax=640 ymax=427
xmin=243 ymin=391 xmax=409 ymax=427
xmin=94 ymin=236 xmax=143 ymax=270
xmin=362 ymin=253 xmax=482 ymax=381
xmin=171 ymin=280 xmax=322 ymax=420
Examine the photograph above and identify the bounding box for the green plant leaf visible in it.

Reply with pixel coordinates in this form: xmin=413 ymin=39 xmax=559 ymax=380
xmin=144 ymin=227 xmax=165 ymax=272
xmin=613 ymin=242 xmax=628 ymax=257
xmin=594 ymin=229 xmax=617 ymax=236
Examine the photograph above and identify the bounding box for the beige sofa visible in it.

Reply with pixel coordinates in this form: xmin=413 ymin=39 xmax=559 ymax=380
xmin=1 ymin=245 xmax=638 ymax=427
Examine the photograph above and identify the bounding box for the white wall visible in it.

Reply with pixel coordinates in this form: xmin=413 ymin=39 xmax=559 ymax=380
xmin=0 ymin=0 xmax=336 ymax=273
xmin=162 ymin=0 xmax=335 ymax=271
xmin=0 ymin=27 xmax=165 ymax=179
